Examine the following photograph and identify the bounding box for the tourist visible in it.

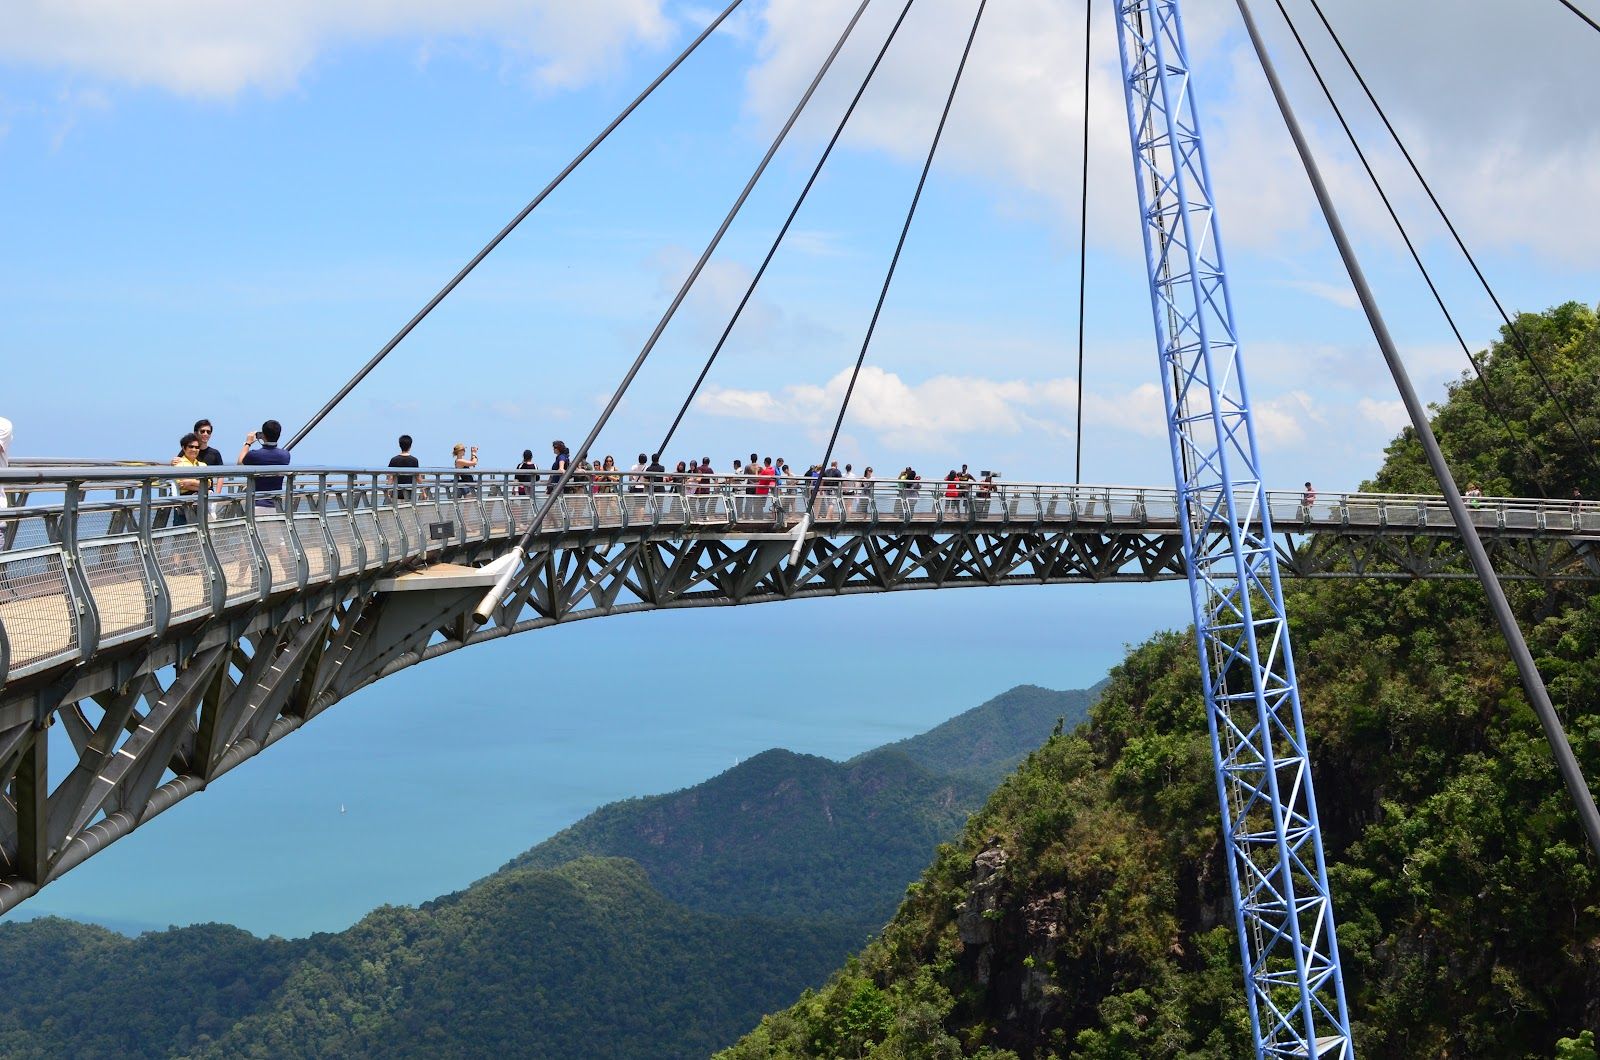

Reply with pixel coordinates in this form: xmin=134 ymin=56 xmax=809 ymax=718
xmin=170 ymin=432 xmax=204 ymax=525
xmin=899 ymin=467 xmax=920 ymax=515
xmin=548 ymin=440 xmax=572 ymax=494
xmin=1301 ymin=481 xmax=1317 ymax=515
xmin=755 ymin=456 xmax=776 ymax=518
xmin=389 ymin=434 xmax=420 ymax=500
xmin=515 ymin=449 xmax=538 ymax=496
xmin=193 ymin=419 xmax=223 ymax=466
xmin=597 ymin=455 xmax=621 ymax=521
xmin=728 ymin=458 xmax=745 ymax=517
xmin=452 ymin=443 xmax=478 ymax=495
xmin=0 ymin=415 xmax=11 ymax=514
xmin=238 ymin=420 xmax=290 ymax=508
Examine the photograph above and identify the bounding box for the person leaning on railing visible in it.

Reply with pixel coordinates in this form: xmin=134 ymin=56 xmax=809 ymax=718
xmin=170 ymin=433 xmax=203 ymax=526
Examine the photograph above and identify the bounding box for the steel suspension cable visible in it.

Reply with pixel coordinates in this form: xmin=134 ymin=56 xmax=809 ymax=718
xmin=1073 ymin=0 xmax=1093 ymax=485
xmin=805 ymin=0 xmax=988 ymax=518
xmin=1269 ymin=0 xmax=1541 ymax=488
xmin=1557 ymin=0 xmax=1600 ymax=34
xmin=284 ymin=0 xmax=747 ymax=452
xmin=472 ymin=0 xmax=875 ymax=624
xmin=1302 ymin=0 xmax=1600 ymax=482
xmin=655 ymin=0 xmax=922 ymax=458
xmin=1236 ymin=0 xmax=1600 ymax=866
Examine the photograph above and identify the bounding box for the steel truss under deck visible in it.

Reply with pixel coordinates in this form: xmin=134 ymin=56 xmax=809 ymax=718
xmin=1111 ymin=0 xmax=1354 ymax=1055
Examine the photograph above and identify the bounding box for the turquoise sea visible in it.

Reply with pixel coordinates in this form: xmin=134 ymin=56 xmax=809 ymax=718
xmin=19 ymin=580 xmax=1188 ymax=937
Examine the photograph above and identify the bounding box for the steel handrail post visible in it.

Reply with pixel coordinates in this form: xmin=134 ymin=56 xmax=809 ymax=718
xmin=241 ymin=473 xmax=270 ymax=602
xmin=371 ymin=473 xmax=395 ymax=566
xmin=59 ymin=480 xmax=101 ymax=663
xmin=401 ymin=473 xmax=425 ymax=556
xmin=343 ymin=473 xmax=365 ymax=573
xmin=471 ymin=477 xmax=490 ymax=544
xmin=309 ymin=472 xmax=337 ymax=589
xmin=194 ymin=474 xmax=225 ymax=615
xmin=282 ymin=473 xmax=310 ymax=593
xmin=137 ymin=475 xmax=171 ymax=640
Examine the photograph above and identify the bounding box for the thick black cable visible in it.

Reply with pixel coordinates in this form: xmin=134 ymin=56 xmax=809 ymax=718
xmin=284 ymin=0 xmax=747 ymax=452
xmin=472 ymin=0 xmax=874 ymax=623
xmin=807 ymin=0 xmax=988 ymax=516
xmin=656 ymin=0 xmax=922 ymax=458
xmin=1237 ymin=0 xmax=1600 ymax=867
xmin=1074 ymin=0 xmax=1092 ymax=485
xmin=1557 ymin=0 xmax=1600 ymax=34
xmin=1269 ymin=0 xmax=1541 ymax=489
xmin=1303 ymin=0 xmax=1600 ymax=482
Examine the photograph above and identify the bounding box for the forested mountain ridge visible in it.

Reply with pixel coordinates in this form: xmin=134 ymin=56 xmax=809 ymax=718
xmin=509 ymin=747 xmax=987 ymax=924
xmin=721 ymin=305 xmax=1600 ymax=1059
xmin=0 ymin=683 xmax=1095 ymax=1058
xmin=863 ymin=684 xmax=1104 ymax=789
xmin=511 ymin=684 xmax=1097 ymax=925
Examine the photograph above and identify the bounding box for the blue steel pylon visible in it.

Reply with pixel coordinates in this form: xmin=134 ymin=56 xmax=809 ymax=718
xmin=1108 ymin=1 xmax=1354 ymax=1056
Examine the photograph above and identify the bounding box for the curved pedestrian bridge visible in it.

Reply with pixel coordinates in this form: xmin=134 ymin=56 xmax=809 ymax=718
xmin=0 ymin=465 xmax=1593 ymax=910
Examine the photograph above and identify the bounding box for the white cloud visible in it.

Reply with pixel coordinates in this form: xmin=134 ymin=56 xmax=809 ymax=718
xmin=696 ymin=365 xmax=1328 ymax=458
xmin=698 ymin=364 xmax=1081 ymax=447
xmin=1358 ymin=397 xmax=1408 ymax=434
xmin=1253 ymin=389 xmax=1319 ymax=448
xmin=1280 ymin=279 xmax=1359 ymax=312
xmin=742 ymin=0 xmax=1600 ymax=263
xmin=0 ymin=0 xmax=673 ymax=96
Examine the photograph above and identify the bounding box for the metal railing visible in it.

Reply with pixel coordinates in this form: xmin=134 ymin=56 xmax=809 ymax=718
xmin=1 ymin=466 xmax=1593 ymax=685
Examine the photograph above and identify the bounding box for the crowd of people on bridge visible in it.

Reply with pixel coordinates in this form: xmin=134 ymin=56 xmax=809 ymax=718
xmin=151 ymin=416 xmax=1005 ymax=518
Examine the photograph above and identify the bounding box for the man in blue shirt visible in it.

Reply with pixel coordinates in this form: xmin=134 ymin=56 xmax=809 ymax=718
xmin=548 ymin=439 xmax=571 ymax=495
xmin=238 ymin=419 xmax=291 ymax=507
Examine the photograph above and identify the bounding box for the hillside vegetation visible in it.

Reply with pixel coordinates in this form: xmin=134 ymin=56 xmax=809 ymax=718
xmin=0 ymin=684 xmax=1093 ymax=1058
xmin=722 ymin=304 xmax=1600 ymax=1058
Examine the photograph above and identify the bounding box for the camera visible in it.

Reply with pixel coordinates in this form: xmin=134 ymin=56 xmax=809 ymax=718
xmin=254 ymin=431 xmax=264 ymax=443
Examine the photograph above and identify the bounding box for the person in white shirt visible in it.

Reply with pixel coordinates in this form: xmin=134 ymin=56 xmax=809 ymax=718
xmin=0 ymin=416 xmax=12 ymax=512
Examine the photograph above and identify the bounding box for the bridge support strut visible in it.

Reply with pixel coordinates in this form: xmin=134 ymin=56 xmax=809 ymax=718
xmin=1110 ymin=1 xmax=1354 ymax=1055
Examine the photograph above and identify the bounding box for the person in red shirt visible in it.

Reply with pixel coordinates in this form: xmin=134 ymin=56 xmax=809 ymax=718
xmin=755 ymin=456 xmax=776 ymax=519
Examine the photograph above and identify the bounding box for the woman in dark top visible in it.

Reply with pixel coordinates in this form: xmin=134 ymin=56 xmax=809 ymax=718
xmin=515 ymin=449 xmax=538 ymax=496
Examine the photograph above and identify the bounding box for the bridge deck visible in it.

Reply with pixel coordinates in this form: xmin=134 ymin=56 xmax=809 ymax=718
xmin=0 ymin=467 xmax=1595 ymax=911
xmin=2 ymin=469 xmax=1595 ymax=690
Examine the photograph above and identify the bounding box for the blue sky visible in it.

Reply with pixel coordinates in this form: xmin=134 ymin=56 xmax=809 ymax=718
xmin=4 ymin=0 xmax=1599 ymax=933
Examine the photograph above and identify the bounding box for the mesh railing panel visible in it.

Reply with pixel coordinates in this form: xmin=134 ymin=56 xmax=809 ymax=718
xmin=1 ymin=514 xmax=54 ymax=552
xmin=414 ymin=500 xmax=446 ymax=543
xmin=256 ymin=517 xmax=297 ymax=594
xmin=376 ymin=510 xmax=406 ymax=563
xmin=294 ymin=515 xmax=331 ymax=584
xmin=0 ymin=547 xmax=79 ymax=676
xmin=505 ymin=496 xmax=535 ymax=535
xmin=211 ymin=520 xmax=261 ymax=605
xmin=152 ymin=527 xmax=211 ymax=622
xmin=353 ymin=510 xmax=384 ymax=569
xmin=459 ymin=499 xmax=486 ymax=541
xmin=396 ymin=502 xmax=426 ymax=548
xmin=79 ymin=534 xmax=154 ymax=645
xmin=325 ymin=512 xmax=360 ymax=576
xmin=593 ymin=492 xmax=626 ymax=529
xmin=484 ymin=496 xmax=510 ymax=535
